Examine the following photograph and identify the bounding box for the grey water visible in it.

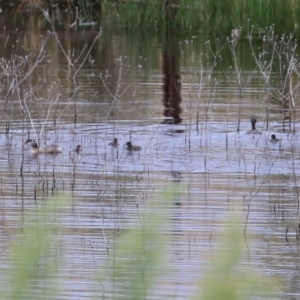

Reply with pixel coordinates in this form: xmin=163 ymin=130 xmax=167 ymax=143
xmin=0 ymin=14 xmax=299 ymax=299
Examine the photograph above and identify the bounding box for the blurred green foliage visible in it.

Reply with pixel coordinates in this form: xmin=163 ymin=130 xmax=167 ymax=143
xmin=1 ymin=190 xmax=278 ymax=299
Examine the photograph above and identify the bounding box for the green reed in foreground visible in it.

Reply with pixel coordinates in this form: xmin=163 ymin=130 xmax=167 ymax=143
xmin=1 ymin=190 xmax=277 ymax=299
xmin=195 ymin=214 xmax=278 ymax=300
xmin=2 ymin=197 xmax=67 ymax=300
xmin=103 ymin=188 xmax=278 ymax=300
xmin=103 ymin=188 xmax=177 ymax=299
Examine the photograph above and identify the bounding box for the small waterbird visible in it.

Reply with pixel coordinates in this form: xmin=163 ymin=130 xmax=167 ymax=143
xmin=69 ymin=145 xmax=82 ymax=163
xmin=24 ymin=138 xmax=63 ymax=154
xmin=125 ymin=141 xmax=141 ymax=151
xmin=269 ymin=134 xmax=281 ymax=143
xmin=74 ymin=145 xmax=82 ymax=153
xmin=109 ymin=138 xmax=119 ymax=148
xmin=246 ymin=118 xmax=262 ymax=135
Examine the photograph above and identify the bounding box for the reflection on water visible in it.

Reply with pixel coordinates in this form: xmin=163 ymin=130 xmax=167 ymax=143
xmin=161 ymin=30 xmax=182 ymax=125
xmin=0 ymin=14 xmax=299 ymax=299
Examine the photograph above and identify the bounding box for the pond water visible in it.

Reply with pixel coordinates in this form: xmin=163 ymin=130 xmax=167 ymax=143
xmin=0 ymin=13 xmax=300 ymax=299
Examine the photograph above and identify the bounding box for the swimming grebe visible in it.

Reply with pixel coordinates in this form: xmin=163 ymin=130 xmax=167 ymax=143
xmin=24 ymin=139 xmax=62 ymax=154
xmin=269 ymin=134 xmax=280 ymax=143
xmin=125 ymin=141 xmax=141 ymax=151
xmin=109 ymin=138 xmax=118 ymax=147
xmin=246 ymin=118 xmax=262 ymax=135
xmin=69 ymin=145 xmax=82 ymax=163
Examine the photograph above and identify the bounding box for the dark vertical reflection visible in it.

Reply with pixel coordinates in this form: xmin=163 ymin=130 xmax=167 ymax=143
xmin=161 ymin=30 xmax=182 ymax=125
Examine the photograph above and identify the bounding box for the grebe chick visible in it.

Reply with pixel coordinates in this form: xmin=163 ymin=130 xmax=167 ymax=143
xmin=109 ymin=138 xmax=118 ymax=147
xmin=269 ymin=134 xmax=281 ymax=143
xmin=24 ymin=139 xmax=62 ymax=154
xmin=69 ymin=145 xmax=82 ymax=163
xmin=125 ymin=141 xmax=141 ymax=151
xmin=73 ymin=145 xmax=82 ymax=153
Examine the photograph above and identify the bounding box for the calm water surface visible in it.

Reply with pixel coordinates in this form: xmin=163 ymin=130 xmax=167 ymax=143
xmin=0 ymin=15 xmax=299 ymax=299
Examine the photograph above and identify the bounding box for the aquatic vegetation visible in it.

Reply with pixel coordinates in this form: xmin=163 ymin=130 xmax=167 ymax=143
xmin=195 ymin=213 xmax=278 ymax=300
xmin=0 ymin=7 xmax=296 ymax=300
xmin=2 ymin=196 xmax=67 ymax=300
xmin=2 ymin=0 xmax=300 ymax=35
xmin=0 ymin=192 xmax=278 ymax=299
